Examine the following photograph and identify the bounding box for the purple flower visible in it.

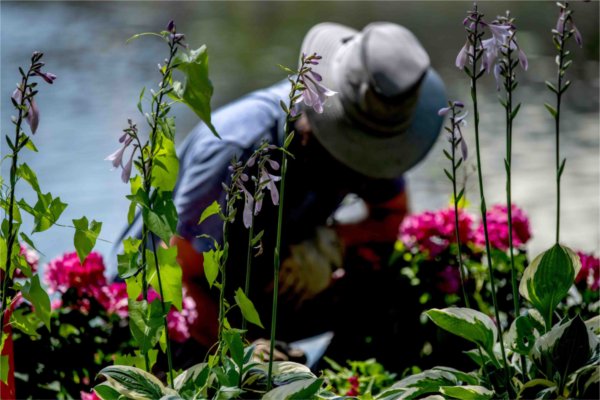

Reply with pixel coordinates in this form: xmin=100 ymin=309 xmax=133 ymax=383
xmin=167 ymin=20 xmax=175 ymax=33
xmin=298 ymin=73 xmax=337 ymax=114
xmin=260 ymin=169 xmax=281 ymax=206
xmin=33 ymin=70 xmax=57 ymax=84
xmin=573 ymin=25 xmax=583 ymax=47
xmin=121 ymin=151 xmax=135 ymax=183
xmin=455 ymin=42 xmax=471 ymax=70
xmin=105 ymin=136 xmax=133 ymax=169
xmin=241 ymin=185 xmax=254 ymax=229
xmin=27 ymin=96 xmax=39 ymax=134
xmin=438 ymin=106 xmax=451 ymax=116
xmin=436 ymin=265 xmax=461 ymax=294
xmin=518 ymin=48 xmax=528 ymax=71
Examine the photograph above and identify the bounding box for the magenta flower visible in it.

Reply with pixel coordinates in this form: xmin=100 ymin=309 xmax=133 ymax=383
xmin=474 ymin=204 xmax=531 ymax=251
xmin=44 ymin=251 xmax=106 ymax=295
xmin=95 ymin=282 xmax=129 ymax=318
xmin=80 ymin=390 xmax=101 ymax=400
xmin=145 ymin=288 xmax=198 ymax=343
xmin=436 ymin=265 xmax=461 ymax=294
xmin=399 ymin=207 xmax=476 ymax=258
xmin=575 ymin=251 xmax=599 ymax=291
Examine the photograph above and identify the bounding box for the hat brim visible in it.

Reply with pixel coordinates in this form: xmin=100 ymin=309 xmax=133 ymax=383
xmin=301 ymin=23 xmax=447 ymax=179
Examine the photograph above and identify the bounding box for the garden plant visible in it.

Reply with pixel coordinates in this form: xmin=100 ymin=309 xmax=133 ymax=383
xmin=1 ymin=2 xmax=598 ymax=400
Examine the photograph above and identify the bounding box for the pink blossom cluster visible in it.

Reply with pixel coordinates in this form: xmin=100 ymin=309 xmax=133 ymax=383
xmin=575 ymin=251 xmax=600 ymax=291
xmin=399 ymin=204 xmax=532 ymax=257
xmin=13 ymin=244 xmax=40 ymax=279
xmin=44 ymin=251 xmax=198 ymax=342
xmin=399 ymin=207 xmax=475 ymax=257
xmin=474 ymin=204 xmax=532 ymax=251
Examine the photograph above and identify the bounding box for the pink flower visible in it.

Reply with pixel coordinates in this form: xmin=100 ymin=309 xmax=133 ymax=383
xmin=436 ymin=265 xmax=461 ymax=294
xmin=80 ymin=390 xmax=101 ymax=400
xmin=399 ymin=207 xmax=476 ymax=258
xmin=13 ymin=243 xmax=39 ymax=279
xmin=575 ymin=251 xmax=599 ymax=291
xmin=474 ymin=204 xmax=531 ymax=251
xmin=44 ymin=252 xmax=106 ymax=295
xmin=95 ymin=282 xmax=129 ymax=318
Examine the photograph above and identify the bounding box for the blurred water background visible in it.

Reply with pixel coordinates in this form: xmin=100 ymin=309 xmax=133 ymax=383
xmin=1 ymin=1 xmax=598 ymax=269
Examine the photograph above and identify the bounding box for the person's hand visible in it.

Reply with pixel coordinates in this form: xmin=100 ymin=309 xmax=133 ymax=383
xmin=251 ymin=339 xmax=307 ymax=364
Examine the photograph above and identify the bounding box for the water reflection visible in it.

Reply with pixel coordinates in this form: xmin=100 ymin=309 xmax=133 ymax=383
xmin=1 ymin=1 xmax=598 ymax=265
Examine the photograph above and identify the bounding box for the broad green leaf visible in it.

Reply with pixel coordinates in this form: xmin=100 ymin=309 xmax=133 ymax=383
xmin=21 ymin=274 xmax=51 ymax=330
xmin=203 ymin=249 xmax=221 ymax=288
xmin=93 ymin=384 xmax=121 ymax=400
xmin=146 ymin=246 xmax=182 ymax=310
xmin=506 ymin=315 xmax=538 ymax=355
xmin=17 ymin=163 xmax=40 ymax=193
xmin=263 ymin=378 xmax=323 ymax=400
xmin=0 ymin=355 xmax=8 ymax=385
xmin=531 ymin=315 xmax=597 ymax=382
xmin=174 ymin=363 xmax=210 ymax=396
xmin=198 ymin=200 xmax=221 ymax=225
xmin=158 ymin=116 xmax=176 ymax=142
xmin=234 ymin=288 xmax=264 ymax=328
xmin=73 ymin=216 xmax=102 ymax=265
xmin=118 ymin=237 xmax=142 ymax=279
xmin=440 ymin=385 xmax=494 ymax=400
xmin=19 ymin=192 xmax=67 ymax=233
xmin=151 ymin=136 xmax=179 ymax=192
xmin=143 ymin=209 xmax=174 ymax=244
xmin=128 ymin=175 xmax=143 ymax=225
xmin=171 ymin=46 xmax=219 ymax=137
xmin=10 ymin=309 xmax=41 ymax=337
xmin=98 ymin=365 xmax=173 ymax=399
xmin=246 ymin=362 xmax=315 ymax=388
xmin=425 ymin=308 xmax=497 ymax=356
xmin=126 ymin=275 xmax=143 ymax=301
xmin=223 ymin=330 xmax=244 ymax=367
xmin=391 ymin=368 xmax=466 ymax=399
xmin=128 ymin=299 xmax=168 ymax=354
xmin=519 ymin=244 xmax=581 ymax=329
xmin=568 ymin=364 xmax=600 ymax=399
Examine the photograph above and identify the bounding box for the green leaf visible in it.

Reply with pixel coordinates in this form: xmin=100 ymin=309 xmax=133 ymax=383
xmin=0 ymin=237 xmax=6 ymax=272
xmin=128 ymin=299 xmax=168 ymax=354
xmin=114 ymin=349 xmax=158 ymax=370
xmin=234 ymin=288 xmax=264 ymax=328
xmin=21 ymin=274 xmax=51 ymax=330
xmin=263 ymin=378 xmax=323 ymax=400
xmin=10 ymin=309 xmax=41 ymax=337
xmin=519 ymin=244 xmax=581 ymax=329
xmin=173 ymin=363 xmax=210 ymax=396
xmin=73 ymin=216 xmax=102 ymax=265
xmin=531 ymin=315 xmax=598 ymax=382
xmin=545 ymin=80 xmax=558 ymax=94
xmin=24 ymin=138 xmax=38 ymax=152
xmin=0 ymin=355 xmax=8 ymax=385
xmin=118 ymin=237 xmax=142 ymax=279
xmin=158 ymin=116 xmax=176 ymax=142
xmin=223 ymin=330 xmax=245 ymax=368
xmin=425 ymin=308 xmax=497 ymax=357
xmin=98 ymin=365 xmax=172 ymax=400
xmin=251 ymin=230 xmax=264 ymax=247
xmin=17 ymin=163 xmax=40 ymax=193
xmin=390 ymin=368 xmax=462 ymax=399
xmin=198 ymin=200 xmax=221 ymax=225
xmin=245 ymin=361 xmax=315 ymax=387
xmin=440 ymin=385 xmax=494 ymax=400
xmin=544 ymin=103 xmax=558 ymax=118
xmin=19 ymin=192 xmax=67 ymax=233
xmin=510 ymin=103 xmax=521 ymax=121
xmin=146 ymin=246 xmax=182 ymax=310
xmin=143 ymin=209 xmax=174 ymax=244
xmin=171 ymin=46 xmax=219 ymax=138
xmin=93 ymin=384 xmax=121 ymax=400
xmin=203 ymin=249 xmax=221 ymax=288
xmin=151 ymin=136 xmax=179 ymax=192
xmin=284 ymin=131 xmax=295 ymax=149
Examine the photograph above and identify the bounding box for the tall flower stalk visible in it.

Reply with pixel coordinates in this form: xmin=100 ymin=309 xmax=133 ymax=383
xmin=439 ymin=101 xmax=470 ymax=308
xmin=1 ymin=52 xmax=55 ymax=330
xmin=267 ymin=52 xmax=336 ymax=389
xmin=457 ymin=5 xmax=512 ymax=394
xmin=546 ymin=1 xmax=581 ymax=244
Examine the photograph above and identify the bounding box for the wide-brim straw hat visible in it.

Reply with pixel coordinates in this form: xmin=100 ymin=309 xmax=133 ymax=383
xmin=300 ymin=22 xmax=446 ymax=179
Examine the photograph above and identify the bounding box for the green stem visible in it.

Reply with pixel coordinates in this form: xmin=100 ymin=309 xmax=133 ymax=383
xmin=467 ymin=13 xmax=512 ymax=395
xmin=1 ymin=70 xmax=31 ymax=332
xmin=267 ymin=71 xmax=303 ymax=390
xmin=150 ymin=236 xmax=174 ymax=388
xmin=241 ymin=212 xmax=255 ymax=337
xmin=554 ymin=19 xmax=567 ymax=245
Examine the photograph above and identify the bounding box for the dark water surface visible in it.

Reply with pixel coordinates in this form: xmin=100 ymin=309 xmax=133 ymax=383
xmin=1 ymin=1 xmax=598 ymax=267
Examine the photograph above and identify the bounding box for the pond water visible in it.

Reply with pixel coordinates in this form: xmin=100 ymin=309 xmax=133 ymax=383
xmin=1 ymin=1 xmax=598 ymax=268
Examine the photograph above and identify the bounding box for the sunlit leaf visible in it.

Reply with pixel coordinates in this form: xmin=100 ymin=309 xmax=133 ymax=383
xmin=128 ymin=299 xmax=168 ymax=354
xmin=21 ymin=274 xmax=51 ymax=330
xmin=73 ymin=216 xmax=102 ymax=264
xmin=146 ymin=246 xmax=182 ymax=310
xmin=203 ymin=249 xmax=221 ymax=288
xmin=234 ymin=288 xmax=264 ymax=328
xmin=198 ymin=200 xmax=220 ymax=225
xmin=440 ymin=385 xmax=494 ymax=400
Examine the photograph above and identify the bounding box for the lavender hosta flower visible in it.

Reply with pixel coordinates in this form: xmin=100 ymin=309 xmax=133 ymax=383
xmin=121 ymin=151 xmax=135 ymax=183
xmin=33 ymin=70 xmax=57 ymax=84
xmin=455 ymin=42 xmax=473 ymax=70
xmin=298 ymin=74 xmax=337 ymax=114
xmin=27 ymin=96 xmax=39 ymax=134
xmin=260 ymin=169 xmax=281 ymax=206
xmin=241 ymin=185 xmax=254 ymax=229
xmin=105 ymin=136 xmax=133 ymax=169
xmin=556 ymin=9 xmax=583 ymax=47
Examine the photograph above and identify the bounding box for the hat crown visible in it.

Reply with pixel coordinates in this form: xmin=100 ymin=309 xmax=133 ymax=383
xmin=362 ymin=23 xmax=430 ymax=97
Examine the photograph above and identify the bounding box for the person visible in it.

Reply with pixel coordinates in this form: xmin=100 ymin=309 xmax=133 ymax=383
xmin=116 ymin=21 xmax=446 ymax=370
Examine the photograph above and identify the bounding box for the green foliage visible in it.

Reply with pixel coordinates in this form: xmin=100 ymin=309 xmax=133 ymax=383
xmin=18 ymin=192 xmax=67 ymax=233
xmin=263 ymin=378 xmax=323 ymax=400
xmin=199 ymin=200 xmax=221 ymax=225
xmin=440 ymin=385 xmax=494 ymax=400
xmin=203 ymin=248 xmax=222 ymax=288
xmin=128 ymin=299 xmax=169 ymax=355
xmin=147 ymin=246 xmax=182 ymax=310
xmin=0 ymin=354 xmax=8 ymax=385
xmin=73 ymin=216 xmax=102 ymax=264
xmin=151 ymin=136 xmax=179 ymax=192
xmin=425 ymin=308 xmax=497 ymax=358
xmin=519 ymin=244 xmax=581 ymax=329
xmin=97 ymin=365 xmax=175 ymax=399
xmin=171 ymin=46 xmax=219 ymax=138
xmin=234 ymin=287 xmax=264 ymax=329
xmin=21 ymin=274 xmax=51 ymax=330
